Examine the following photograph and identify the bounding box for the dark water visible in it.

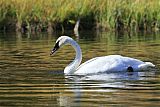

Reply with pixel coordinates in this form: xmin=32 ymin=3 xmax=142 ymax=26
xmin=0 ymin=31 xmax=160 ymax=106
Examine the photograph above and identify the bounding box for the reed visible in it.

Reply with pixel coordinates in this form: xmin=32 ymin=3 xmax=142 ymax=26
xmin=0 ymin=0 xmax=160 ymax=32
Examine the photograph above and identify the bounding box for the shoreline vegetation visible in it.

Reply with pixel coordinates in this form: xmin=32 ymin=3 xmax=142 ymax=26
xmin=0 ymin=0 xmax=160 ymax=33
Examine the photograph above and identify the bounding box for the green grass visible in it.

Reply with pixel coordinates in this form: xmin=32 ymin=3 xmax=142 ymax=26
xmin=0 ymin=0 xmax=160 ymax=32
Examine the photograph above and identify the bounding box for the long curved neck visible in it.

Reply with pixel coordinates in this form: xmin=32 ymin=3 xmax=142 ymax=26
xmin=64 ymin=39 xmax=82 ymax=74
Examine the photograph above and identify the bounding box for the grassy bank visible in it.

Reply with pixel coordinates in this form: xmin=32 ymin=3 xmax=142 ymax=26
xmin=0 ymin=0 xmax=160 ymax=33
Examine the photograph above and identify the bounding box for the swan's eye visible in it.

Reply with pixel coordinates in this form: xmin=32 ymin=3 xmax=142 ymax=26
xmin=50 ymin=41 xmax=60 ymax=55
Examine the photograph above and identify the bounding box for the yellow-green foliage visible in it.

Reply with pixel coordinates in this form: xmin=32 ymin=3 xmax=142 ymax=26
xmin=0 ymin=0 xmax=160 ymax=31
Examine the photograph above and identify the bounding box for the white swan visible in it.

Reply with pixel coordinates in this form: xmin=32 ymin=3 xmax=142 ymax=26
xmin=50 ymin=36 xmax=155 ymax=75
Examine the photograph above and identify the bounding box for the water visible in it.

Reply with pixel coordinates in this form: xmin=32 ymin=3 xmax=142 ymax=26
xmin=0 ymin=31 xmax=160 ymax=106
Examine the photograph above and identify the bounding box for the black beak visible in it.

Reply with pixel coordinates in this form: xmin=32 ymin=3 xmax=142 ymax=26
xmin=50 ymin=41 xmax=60 ymax=56
xmin=50 ymin=47 xmax=58 ymax=55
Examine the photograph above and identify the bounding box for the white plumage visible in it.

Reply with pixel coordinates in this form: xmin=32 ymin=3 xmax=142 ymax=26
xmin=50 ymin=36 xmax=155 ymax=75
xmin=75 ymin=55 xmax=154 ymax=74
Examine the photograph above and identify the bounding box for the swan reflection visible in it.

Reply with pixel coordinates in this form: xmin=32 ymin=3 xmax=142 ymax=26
xmin=58 ymin=70 xmax=155 ymax=106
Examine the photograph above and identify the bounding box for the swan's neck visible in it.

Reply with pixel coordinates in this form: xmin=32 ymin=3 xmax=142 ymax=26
xmin=64 ymin=39 xmax=82 ymax=74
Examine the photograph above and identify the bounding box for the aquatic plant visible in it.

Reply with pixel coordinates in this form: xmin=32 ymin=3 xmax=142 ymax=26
xmin=0 ymin=0 xmax=160 ymax=32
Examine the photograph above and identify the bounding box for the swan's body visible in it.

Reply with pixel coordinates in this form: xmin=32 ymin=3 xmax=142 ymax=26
xmin=50 ymin=36 xmax=155 ymax=75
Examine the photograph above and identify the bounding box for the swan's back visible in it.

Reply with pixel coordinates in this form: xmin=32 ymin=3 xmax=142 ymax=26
xmin=75 ymin=55 xmax=154 ymax=74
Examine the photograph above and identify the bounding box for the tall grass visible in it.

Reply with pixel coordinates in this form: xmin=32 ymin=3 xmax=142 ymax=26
xmin=0 ymin=0 xmax=160 ymax=32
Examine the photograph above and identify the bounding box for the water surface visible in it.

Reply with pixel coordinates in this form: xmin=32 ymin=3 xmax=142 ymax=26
xmin=0 ymin=31 xmax=160 ymax=106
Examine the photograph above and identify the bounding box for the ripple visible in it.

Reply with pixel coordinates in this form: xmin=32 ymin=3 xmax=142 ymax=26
xmin=0 ymin=32 xmax=160 ymax=106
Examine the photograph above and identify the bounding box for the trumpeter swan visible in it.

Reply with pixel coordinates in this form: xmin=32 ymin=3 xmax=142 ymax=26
xmin=50 ymin=36 xmax=155 ymax=75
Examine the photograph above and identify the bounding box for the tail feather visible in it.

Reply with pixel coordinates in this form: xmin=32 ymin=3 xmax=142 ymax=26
xmin=138 ymin=62 xmax=155 ymax=70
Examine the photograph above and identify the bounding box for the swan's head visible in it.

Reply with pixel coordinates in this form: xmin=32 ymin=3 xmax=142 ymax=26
xmin=50 ymin=36 xmax=71 ymax=55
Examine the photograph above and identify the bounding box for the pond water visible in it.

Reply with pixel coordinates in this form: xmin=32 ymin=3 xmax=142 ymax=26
xmin=0 ymin=31 xmax=160 ymax=106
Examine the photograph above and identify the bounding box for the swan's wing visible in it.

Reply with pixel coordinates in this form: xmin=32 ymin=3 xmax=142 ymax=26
xmin=75 ymin=55 xmax=151 ymax=74
xmin=75 ymin=55 xmax=125 ymax=74
xmin=75 ymin=57 xmax=107 ymax=74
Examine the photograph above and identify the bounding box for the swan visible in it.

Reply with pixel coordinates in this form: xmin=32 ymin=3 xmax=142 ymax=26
xmin=50 ymin=36 xmax=155 ymax=75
